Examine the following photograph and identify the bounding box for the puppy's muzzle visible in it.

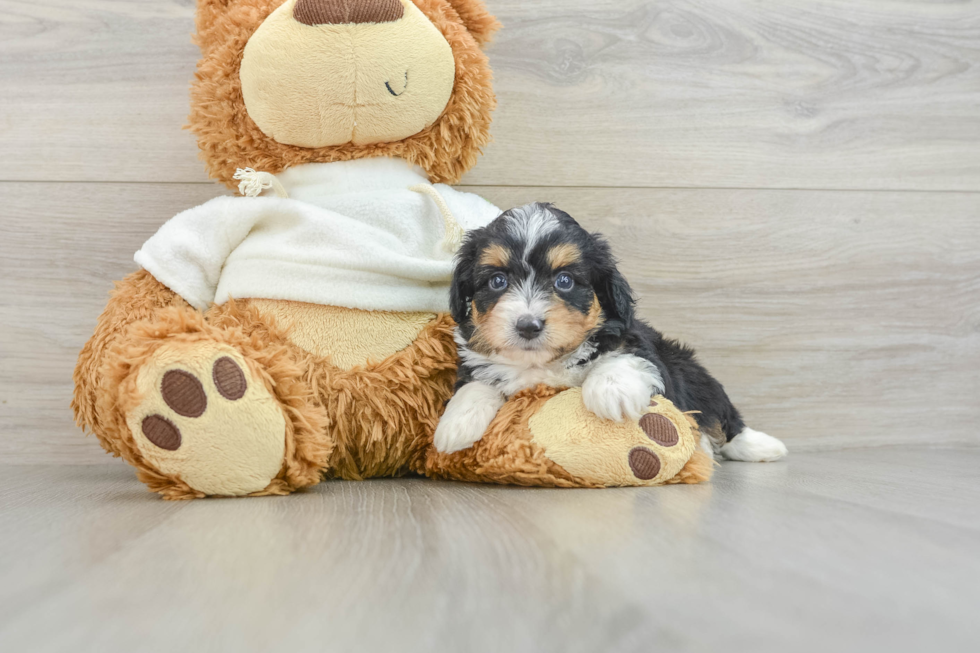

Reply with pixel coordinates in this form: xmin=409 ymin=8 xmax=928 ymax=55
xmin=516 ymin=315 xmax=544 ymax=341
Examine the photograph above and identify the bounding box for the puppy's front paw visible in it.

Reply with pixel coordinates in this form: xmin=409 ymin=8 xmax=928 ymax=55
xmin=434 ymin=382 xmax=506 ymax=454
xmin=582 ymin=354 xmax=664 ymax=422
xmin=582 ymin=375 xmax=651 ymax=422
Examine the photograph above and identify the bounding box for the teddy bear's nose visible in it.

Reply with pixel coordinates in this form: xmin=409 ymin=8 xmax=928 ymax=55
xmin=294 ymin=0 xmax=405 ymax=26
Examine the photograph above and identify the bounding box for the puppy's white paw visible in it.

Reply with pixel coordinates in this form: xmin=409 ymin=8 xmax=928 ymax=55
xmin=582 ymin=353 xmax=665 ymax=422
xmin=434 ymin=382 xmax=507 ymax=454
xmin=720 ymin=427 xmax=788 ymax=462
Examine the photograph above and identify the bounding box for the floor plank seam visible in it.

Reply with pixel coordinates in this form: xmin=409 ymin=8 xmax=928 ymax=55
xmin=3 ymin=180 xmax=980 ymax=195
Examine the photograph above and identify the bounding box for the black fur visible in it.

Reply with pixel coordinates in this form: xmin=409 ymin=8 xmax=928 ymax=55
xmin=452 ymin=203 xmax=745 ymax=442
xmin=615 ymin=322 xmax=745 ymax=442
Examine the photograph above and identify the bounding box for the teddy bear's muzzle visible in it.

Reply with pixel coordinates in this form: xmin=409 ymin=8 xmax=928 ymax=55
xmin=294 ymin=0 xmax=404 ymax=26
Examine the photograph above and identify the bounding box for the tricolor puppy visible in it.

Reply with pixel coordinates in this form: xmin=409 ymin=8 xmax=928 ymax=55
xmin=434 ymin=202 xmax=787 ymax=463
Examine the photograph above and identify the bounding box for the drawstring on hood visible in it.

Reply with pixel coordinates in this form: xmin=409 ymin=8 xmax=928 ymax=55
xmin=409 ymin=183 xmax=465 ymax=254
xmin=234 ymin=168 xmax=290 ymax=199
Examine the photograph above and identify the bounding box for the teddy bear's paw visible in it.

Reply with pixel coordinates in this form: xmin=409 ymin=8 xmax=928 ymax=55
xmin=125 ymin=342 xmax=287 ymax=496
xmin=527 ymin=389 xmax=702 ymax=486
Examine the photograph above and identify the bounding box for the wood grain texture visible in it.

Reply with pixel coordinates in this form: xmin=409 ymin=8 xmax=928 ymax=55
xmin=2 ymin=450 xmax=979 ymax=652
xmin=0 ymin=182 xmax=225 ymax=464
xmin=2 ymin=182 xmax=978 ymax=464
xmin=1 ymin=1 xmax=978 ymax=189
xmin=477 ymin=186 xmax=980 ymax=452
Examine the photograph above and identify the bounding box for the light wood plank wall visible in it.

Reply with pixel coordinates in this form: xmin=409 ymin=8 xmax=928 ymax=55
xmin=1 ymin=1 xmax=978 ymax=464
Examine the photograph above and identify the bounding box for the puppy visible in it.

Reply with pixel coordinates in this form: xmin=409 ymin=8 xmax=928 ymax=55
xmin=433 ymin=202 xmax=787 ymax=463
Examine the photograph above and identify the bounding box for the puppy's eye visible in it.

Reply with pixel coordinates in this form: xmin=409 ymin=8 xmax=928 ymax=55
xmin=554 ymin=273 xmax=574 ymax=291
xmin=488 ymin=273 xmax=508 ymax=291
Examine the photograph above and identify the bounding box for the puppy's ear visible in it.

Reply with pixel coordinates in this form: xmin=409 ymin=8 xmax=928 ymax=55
xmin=591 ymin=235 xmax=635 ymax=330
xmin=450 ymin=235 xmax=480 ymax=326
xmin=597 ymin=268 xmax=635 ymax=329
xmin=449 ymin=270 xmax=473 ymax=326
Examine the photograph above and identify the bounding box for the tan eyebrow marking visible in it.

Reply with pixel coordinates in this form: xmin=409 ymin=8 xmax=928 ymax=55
xmin=479 ymin=244 xmax=510 ymax=268
xmin=547 ymin=243 xmax=581 ymax=269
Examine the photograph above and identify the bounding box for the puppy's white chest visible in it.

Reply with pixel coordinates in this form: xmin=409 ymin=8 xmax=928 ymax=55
xmin=458 ymin=336 xmax=598 ymax=397
xmin=500 ymin=362 xmax=590 ymax=396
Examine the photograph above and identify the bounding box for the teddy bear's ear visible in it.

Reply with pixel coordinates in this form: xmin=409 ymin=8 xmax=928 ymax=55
xmin=195 ymin=0 xmax=246 ymax=34
xmin=195 ymin=0 xmax=279 ymax=56
xmin=197 ymin=0 xmax=237 ymax=17
xmin=443 ymin=0 xmax=501 ymax=47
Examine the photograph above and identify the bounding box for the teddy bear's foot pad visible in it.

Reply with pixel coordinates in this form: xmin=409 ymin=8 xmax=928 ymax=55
xmin=139 ymin=357 xmax=248 ymax=450
xmin=626 ymin=408 xmax=685 ymax=479
xmin=528 ymin=391 xmax=698 ymax=486
xmin=126 ymin=344 xmax=287 ymax=496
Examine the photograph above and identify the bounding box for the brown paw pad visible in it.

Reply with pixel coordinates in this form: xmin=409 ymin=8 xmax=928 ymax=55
xmin=628 ymin=447 xmax=662 ymax=480
xmin=213 ymin=356 xmax=247 ymax=400
xmin=639 ymin=412 xmax=679 ymax=447
xmin=161 ymin=369 xmax=207 ymax=417
xmin=141 ymin=415 xmax=182 ymax=451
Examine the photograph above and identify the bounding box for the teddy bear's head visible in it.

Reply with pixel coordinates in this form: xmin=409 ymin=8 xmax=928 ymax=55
xmin=190 ymin=0 xmax=500 ymax=188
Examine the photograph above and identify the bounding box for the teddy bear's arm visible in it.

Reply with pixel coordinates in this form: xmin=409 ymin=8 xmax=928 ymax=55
xmin=425 ymin=387 xmax=714 ymax=487
xmin=135 ymin=196 xmax=269 ymax=311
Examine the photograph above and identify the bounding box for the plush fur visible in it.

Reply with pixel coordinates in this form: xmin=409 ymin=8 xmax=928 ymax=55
xmin=426 ymin=386 xmax=588 ymax=487
xmin=189 ymin=0 xmax=498 ymax=188
xmin=245 ymin=299 xmax=436 ymax=369
xmin=73 ymin=269 xmax=187 ymax=459
xmin=74 ymin=271 xmax=333 ymax=499
xmin=665 ymin=448 xmax=715 ymax=485
xmin=73 ymin=271 xmax=458 ymax=497
xmin=444 ymin=0 xmax=500 ymax=45
xmin=308 ymin=311 xmax=458 ymax=479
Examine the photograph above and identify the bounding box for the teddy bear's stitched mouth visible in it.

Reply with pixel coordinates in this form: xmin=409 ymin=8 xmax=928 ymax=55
xmin=385 ymin=71 xmax=408 ymax=97
xmin=321 ymin=101 xmax=398 ymax=109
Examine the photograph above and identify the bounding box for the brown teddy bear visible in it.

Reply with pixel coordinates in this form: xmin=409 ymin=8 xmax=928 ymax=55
xmin=72 ymin=0 xmax=713 ymax=499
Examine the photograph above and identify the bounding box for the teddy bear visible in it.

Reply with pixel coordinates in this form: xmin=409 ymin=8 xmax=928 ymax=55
xmin=71 ymin=0 xmax=713 ymax=499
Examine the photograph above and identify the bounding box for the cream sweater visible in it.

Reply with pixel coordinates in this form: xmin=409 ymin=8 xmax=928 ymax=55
xmin=135 ymin=158 xmax=501 ymax=313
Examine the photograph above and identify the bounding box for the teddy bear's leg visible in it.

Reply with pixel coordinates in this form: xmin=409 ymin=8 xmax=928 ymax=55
xmin=425 ymin=387 xmax=714 ymax=487
xmin=73 ymin=269 xmax=186 ymax=445
xmin=73 ymin=271 xmax=331 ymax=499
xmin=243 ymin=301 xmax=459 ymax=481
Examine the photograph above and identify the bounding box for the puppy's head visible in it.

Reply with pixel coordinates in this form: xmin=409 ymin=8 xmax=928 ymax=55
xmin=451 ymin=202 xmax=634 ymax=364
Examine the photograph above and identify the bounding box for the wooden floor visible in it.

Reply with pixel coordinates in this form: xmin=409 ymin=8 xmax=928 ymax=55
xmin=2 ymin=448 xmax=979 ymax=652
xmin=1 ymin=2 xmax=979 ymax=650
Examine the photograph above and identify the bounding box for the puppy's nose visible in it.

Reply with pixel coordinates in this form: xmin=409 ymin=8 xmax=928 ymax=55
xmin=294 ymin=0 xmax=405 ymax=26
xmin=516 ymin=315 xmax=544 ymax=341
